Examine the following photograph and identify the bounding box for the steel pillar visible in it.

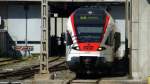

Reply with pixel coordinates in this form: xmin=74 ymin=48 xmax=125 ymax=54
xmin=125 ymin=0 xmax=131 ymax=78
xmin=125 ymin=0 xmax=129 ymax=49
xmin=40 ymin=0 xmax=49 ymax=74
xmin=24 ymin=5 xmax=29 ymax=57
xmin=130 ymin=0 xmax=140 ymax=79
xmin=61 ymin=18 xmax=63 ymax=33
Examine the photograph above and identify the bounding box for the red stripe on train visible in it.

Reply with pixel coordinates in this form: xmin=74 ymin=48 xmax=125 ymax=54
xmin=79 ymin=43 xmax=100 ymax=51
xmin=99 ymin=15 xmax=110 ymax=43
xmin=104 ymin=15 xmax=110 ymax=33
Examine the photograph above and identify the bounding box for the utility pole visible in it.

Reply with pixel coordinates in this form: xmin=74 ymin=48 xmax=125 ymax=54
xmin=35 ymin=0 xmax=51 ymax=80
xmin=24 ymin=5 xmax=29 ymax=57
xmin=35 ymin=0 xmax=50 ymax=80
xmin=40 ymin=0 xmax=49 ymax=74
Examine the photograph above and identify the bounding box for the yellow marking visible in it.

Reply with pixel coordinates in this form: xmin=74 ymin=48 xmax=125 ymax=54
xmin=148 ymin=76 xmax=150 ymax=84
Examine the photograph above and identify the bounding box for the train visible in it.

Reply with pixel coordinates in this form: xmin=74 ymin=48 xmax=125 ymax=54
xmin=66 ymin=7 xmax=125 ymax=75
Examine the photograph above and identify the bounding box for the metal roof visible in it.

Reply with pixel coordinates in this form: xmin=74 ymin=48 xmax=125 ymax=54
xmin=0 ymin=0 xmax=126 ymax=2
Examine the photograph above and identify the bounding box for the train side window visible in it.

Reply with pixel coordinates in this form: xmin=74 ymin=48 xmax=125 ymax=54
xmin=105 ymin=31 xmax=113 ymax=46
xmin=67 ymin=32 xmax=73 ymax=45
xmin=114 ymin=32 xmax=121 ymax=52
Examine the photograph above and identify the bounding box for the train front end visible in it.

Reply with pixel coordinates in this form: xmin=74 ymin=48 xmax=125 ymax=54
xmin=66 ymin=7 xmax=117 ymax=74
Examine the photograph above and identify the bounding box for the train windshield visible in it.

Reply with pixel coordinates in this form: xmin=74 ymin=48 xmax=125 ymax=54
xmin=77 ymin=26 xmax=103 ymax=42
xmin=75 ymin=15 xmax=105 ymax=42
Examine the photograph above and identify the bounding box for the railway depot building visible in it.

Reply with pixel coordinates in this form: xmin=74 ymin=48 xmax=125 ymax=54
xmin=0 ymin=0 xmax=150 ymax=82
xmin=0 ymin=0 xmax=126 ymax=57
xmin=0 ymin=1 xmax=66 ymax=56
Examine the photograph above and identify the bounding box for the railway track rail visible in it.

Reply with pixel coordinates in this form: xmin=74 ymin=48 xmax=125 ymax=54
xmin=0 ymin=59 xmax=26 ymax=67
xmin=69 ymin=79 xmax=99 ymax=84
xmin=0 ymin=57 xmax=66 ymax=80
xmin=0 ymin=59 xmax=13 ymax=62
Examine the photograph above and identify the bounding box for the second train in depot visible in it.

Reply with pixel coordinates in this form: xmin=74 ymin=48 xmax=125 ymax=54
xmin=66 ymin=7 xmax=124 ymax=75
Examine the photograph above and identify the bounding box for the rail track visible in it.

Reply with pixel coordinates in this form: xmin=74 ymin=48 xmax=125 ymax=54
xmin=0 ymin=59 xmax=13 ymax=62
xmin=0 ymin=59 xmax=26 ymax=67
xmin=0 ymin=57 xmax=66 ymax=80
xmin=68 ymin=79 xmax=99 ymax=84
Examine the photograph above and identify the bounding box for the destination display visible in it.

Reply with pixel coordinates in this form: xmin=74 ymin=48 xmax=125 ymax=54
xmin=80 ymin=16 xmax=99 ymax=20
xmin=75 ymin=15 xmax=104 ymax=25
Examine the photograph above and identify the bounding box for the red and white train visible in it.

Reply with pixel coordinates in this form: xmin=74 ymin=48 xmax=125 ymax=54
xmin=66 ymin=7 xmax=122 ymax=75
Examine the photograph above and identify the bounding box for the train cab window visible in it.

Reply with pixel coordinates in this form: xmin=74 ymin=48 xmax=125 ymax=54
xmin=74 ymin=14 xmax=105 ymax=43
xmin=77 ymin=26 xmax=103 ymax=42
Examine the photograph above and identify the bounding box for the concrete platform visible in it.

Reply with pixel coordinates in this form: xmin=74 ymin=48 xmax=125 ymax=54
xmin=23 ymin=79 xmax=147 ymax=84
xmin=99 ymin=80 xmax=147 ymax=84
xmin=34 ymin=74 xmax=51 ymax=80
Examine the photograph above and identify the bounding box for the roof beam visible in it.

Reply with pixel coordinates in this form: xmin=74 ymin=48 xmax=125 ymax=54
xmin=0 ymin=0 xmax=126 ymax=2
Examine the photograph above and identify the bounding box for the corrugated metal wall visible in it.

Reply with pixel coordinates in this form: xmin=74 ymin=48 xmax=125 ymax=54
xmin=0 ymin=30 xmax=7 ymax=56
xmin=7 ymin=5 xmax=41 ymax=54
xmin=50 ymin=18 xmax=67 ymax=36
xmin=0 ymin=5 xmax=8 ymax=30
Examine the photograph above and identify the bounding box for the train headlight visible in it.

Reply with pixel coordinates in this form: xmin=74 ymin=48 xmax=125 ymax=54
xmin=76 ymin=47 xmax=79 ymax=50
xmin=97 ymin=47 xmax=106 ymax=51
xmin=98 ymin=47 xmax=102 ymax=51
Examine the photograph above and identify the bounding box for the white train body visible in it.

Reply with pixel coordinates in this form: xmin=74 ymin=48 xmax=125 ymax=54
xmin=66 ymin=7 xmax=121 ymax=74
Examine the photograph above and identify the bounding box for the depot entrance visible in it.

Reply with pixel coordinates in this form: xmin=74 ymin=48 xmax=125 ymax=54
xmin=48 ymin=2 xmax=127 ymax=56
xmin=47 ymin=1 xmax=129 ymax=76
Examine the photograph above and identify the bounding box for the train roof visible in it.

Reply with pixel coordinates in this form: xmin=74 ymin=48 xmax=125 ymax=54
xmin=74 ymin=6 xmax=106 ymax=15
